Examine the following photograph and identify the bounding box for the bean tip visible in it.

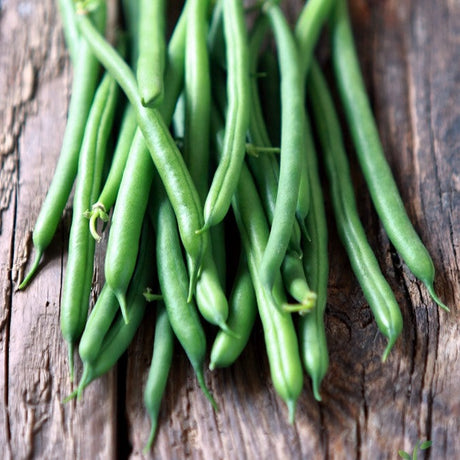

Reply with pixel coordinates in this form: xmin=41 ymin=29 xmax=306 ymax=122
xmin=382 ymin=334 xmax=399 ymax=363
xmin=143 ymin=417 xmax=158 ymax=453
xmin=218 ymin=322 xmax=240 ymax=339
xmin=195 ymin=223 xmax=209 ymax=235
xmin=18 ymin=250 xmax=43 ymax=290
xmin=115 ymin=291 xmax=130 ymax=324
xmin=311 ymin=378 xmax=323 ymax=402
xmin=425 ymin=282 xmax=449 ymax=312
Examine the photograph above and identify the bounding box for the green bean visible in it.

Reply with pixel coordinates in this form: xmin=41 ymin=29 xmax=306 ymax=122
xmin=86 ymin=104 xmax=137 ymax=241
xmin=104 ymin=128 xmax=153 ymax=324
xmin=259 ymin=2 xmax=307 ymax=293
xmin=73 ymin=219 xmax=155 ymax=400
xmin=258 ymin=47 xmax=311 ymax=244
xmin=78 ymin=283 xmax=118 ymax=365
xmin=298 ymin=116 xmax=329 ymax=401
xmin=18 ymin=4 xmax=106 ymax=290
xmin=309 ymin=60 xmax=403 ymax=361
xmin=76 ymin=4 xmax=206 ymax=299
xmin=209 ymin=254 xmax=257 ymax=370
xmin=137 ymin=0 xmax=166 ymax=106
xmin=232 ymin=160 xmax=303 ymax=423
xmin=330 ymin=0 xmax=447 ymax=311
xmin=61 ymin=72 xmax=118 ymax=379
xmin=182 ymin=0 xmax=231 ymax=332
xmin=200 ymin=0 xmax=250 ymax=232
xmin=150 ymin=176 xmax=217 ymax=410
xmin=184 ymin=0 xmax=212 ymax=199
xmin=193 ymin=250 xmax=233 ymax=334
xmin=293 ymin=0 xmax=335 ymax=402
xmin=57 ymin=0 xmax=80 ymax=64
xmin=143 ymin=302 xmax=174 ymax=452
xmin=245 ymin=17 xmax=304 ymax=257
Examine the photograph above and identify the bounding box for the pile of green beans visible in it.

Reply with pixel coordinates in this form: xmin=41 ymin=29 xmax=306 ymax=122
xmin=18 ymin=0 xmax=447 ymax=450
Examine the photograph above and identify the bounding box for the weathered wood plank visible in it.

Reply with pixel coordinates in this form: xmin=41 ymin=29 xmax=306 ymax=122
xmin=1 ymin=0 xmax=118 ymax=458
xmin=1 ymin=0 xmax=458 ymax=459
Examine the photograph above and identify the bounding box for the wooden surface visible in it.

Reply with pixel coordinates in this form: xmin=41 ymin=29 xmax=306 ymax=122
xmin=1 ymin=0 xmax=459 ymax=458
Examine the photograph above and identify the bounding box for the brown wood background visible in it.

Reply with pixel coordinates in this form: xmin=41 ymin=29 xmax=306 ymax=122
xmin=1 ymin=0 xmax=459 ymax=458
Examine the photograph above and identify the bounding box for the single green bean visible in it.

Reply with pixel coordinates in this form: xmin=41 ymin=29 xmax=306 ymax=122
xmin=184 ymin=0 xmax=212 ymax=199
xmin=200 ymin=0 xmax=251 ymax=232
xmin=246 ymin=17 xmax=303 ymax=259
xmin=86 ymin=104 xmax=137 ymax=240
xmin=143 ymin=302 xmax=174 ymax=452
xmin=61 ymin=72 xmax=118 ymax=379
xmin=103 ymin=128 xmax=153 ymax=324
xmin=259 ymin=2 xmax=307 ymax=293
xmin=183 ymin=0 xmax=231 ymax=332
xmin=137 ymin=0 xmax=166 ymax=106
xmin=330 ymin=0 xmax=447 ymax=310
xmin=209 ymin=254 xmax=257 ymax=370
xmin=298 ymin=116 xmax=329 ymax=401
xmin=19 ymin=4 xmax=106 ymax=289
xmin=78 ymin=283 xmax=118 ymax=365
xmin=309 ymin=61 xmax=403 ymax=360
xmin=57 ymin=0 xmax=80 ymax=64
xmin=293 ymin=0 xmax=335 ymax=402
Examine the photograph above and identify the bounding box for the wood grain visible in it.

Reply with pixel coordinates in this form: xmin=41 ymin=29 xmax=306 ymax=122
xmin=1 ymin=0 xmax=459 ymax=459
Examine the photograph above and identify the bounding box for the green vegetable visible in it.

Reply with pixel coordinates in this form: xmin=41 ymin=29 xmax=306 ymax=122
xmin=330 ymin=0 xmax=447 ymax=311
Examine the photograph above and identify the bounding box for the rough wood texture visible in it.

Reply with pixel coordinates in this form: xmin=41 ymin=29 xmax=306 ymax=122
xmin=1 ymin=0 xmax=459 ymax=458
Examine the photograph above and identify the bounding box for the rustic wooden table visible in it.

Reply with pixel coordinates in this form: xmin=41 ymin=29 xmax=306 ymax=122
xmin=1 ymin=0 xmax=459 ymax=458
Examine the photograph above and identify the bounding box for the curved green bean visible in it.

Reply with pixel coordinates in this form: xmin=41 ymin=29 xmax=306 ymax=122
xmin=104 ymin=128 xmax=153 ymax=324
xmin=57 ymin=0 xmax=80 ymax=64
xmin=298 ymin=116 xmax=329 ymax=401
xmin=86 ymin=104 xmax=137 ymax=240
xmin=309 ymin=61 xmax=403 ymax=360
xmin=209 ymin=254 xmax=257 ymax=370
xmin=200 ymin=0 xmax=250 ymax=232
xmin=330 ymin=0 xmax=447 ymax=311
xmin=182 ymin=0 xmax=231 ymax=331
xmin=19 ymin=4 xmax=106 ymax=290
xmin=61 ymin=71 xmax=118 ymax=379
xmin=78 ymin=283 xmax=118 ymax=365
xmin=137 ymin=0 xmax=166 ymax=106
xmin=259 ymin=2 xmax=307 ymax=293
xmin=143 ymin=302 xmax=174 ymax=451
